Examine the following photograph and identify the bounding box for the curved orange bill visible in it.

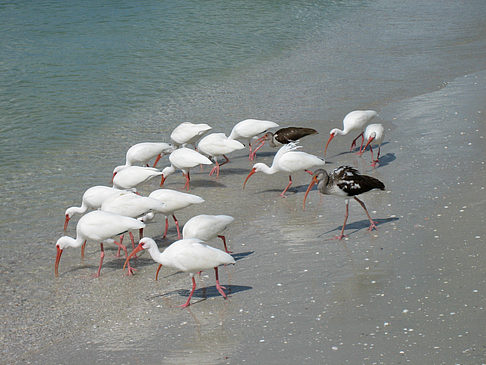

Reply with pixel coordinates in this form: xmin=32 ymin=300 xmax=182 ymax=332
xmin=111 ymin=171 xmax=117 ymax=183
xmin=303 ymin=175 xmax=318 ymax=211
xmin=255 ymin=133 xmax=268 ymax=144
xmin=243 ymin=168 xmax=256 ymax=189
xmin=63 ymin=215 xmax=70 ymax=231
xmin=363 ymin=136 xmax=375 ymax=152
xmin=155 ymin=264 xmax=163 ymax=281
xmin=55 ymin=246 xmax=63 ymax=277
xmin=324 ymin=133 xmax=335 ymax=156
xmin=123 ymin=243 xmax=144 ymax=270
xmin=160 ymin=174 xmax=166 ymax=187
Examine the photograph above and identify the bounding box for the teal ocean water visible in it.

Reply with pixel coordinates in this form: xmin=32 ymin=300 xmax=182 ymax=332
xmin=1 ymin=0 xmax=485 ymax=258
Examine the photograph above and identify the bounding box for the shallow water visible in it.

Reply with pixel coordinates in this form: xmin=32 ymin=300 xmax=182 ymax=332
xmin=1 ymin=0 xmax=486 ymax=363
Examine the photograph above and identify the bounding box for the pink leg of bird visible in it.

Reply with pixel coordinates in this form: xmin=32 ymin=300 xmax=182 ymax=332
xmin=163 ymin=217 xmax=169 ymax=239
xmin=332 ymin=200 xmax=349 ymax=240
xmin=93 ymin=243 xmax=105 ymax=278
xmin=350 ymin=132 xmax=364 ymax=151
xmin=209 ymin=159 xmax=220 ymax=177
xmin=113 ymin=239 xmax=136 ymax=275
xmin=183 ymin=172 xmax=190 ymax=190
xmin=249 ymin=140 xmax=266 ymax=160
xmin=115 ymin=234 xmax=124 ymax=257
xmin=371 ymin=145 xmax=381 ymax=167
xmin=214 ymin=267 xmax=228 ymax=299
xmin=218 ymin=235 xmax=232 ymax=253
xmin=129 ymin=231 xmax=136 ymax=249
xmin=172 ymin=214 xmax=181 ymax=239
xmin=280 ymin=175 xmax=293 ymax=197
xmin=152 ymin=153 xmax=162 ymax=167
xmin=178 ymin=276 xmax=197 ymax=308
xmin=81 ymin=240 xmax=86 ymax=260
xmin=354 ymin=196 xmax=378 ymax=231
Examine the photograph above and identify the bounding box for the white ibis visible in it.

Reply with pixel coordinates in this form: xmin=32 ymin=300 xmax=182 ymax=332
xmin=118 ymin=142 xmax=175 ymax=168
xmin=257 ymin=126 xmax=318 ymax=149
xmin=112 ymin=166 xmax=162 ymax=191
xmin=197 ymin=133 xmax=245 ymax=177
xmin=182 ymin=214 xmax=235 ymax=253
xmin=303 ymin=166 xmax=385 ymax=240
xmin=55 ymin=210 xmax=145 ymax=277
xmin=64 ymin=185 xmax=128 ymax=231
xmin=324 ymin=110 xmax=378 ymax=156
xmin=243 ymin=142 xmax=326 ymax=197
xmin=160 ymin=147 xmax=212 ymax=190
xmin=228 ymin=119 xmax=279 ymax=160
xmin=170 ymin=122 xmax=212 ymax=148
xmin=124 ymin=237 xmax=235 ymax=308
xmin=148 ymin=189 xmax=205 ymax=239
xmin=362 ymin=123 xmax=385 ymax=167
xmin=100 ymin=193 xmax=167 ymax=248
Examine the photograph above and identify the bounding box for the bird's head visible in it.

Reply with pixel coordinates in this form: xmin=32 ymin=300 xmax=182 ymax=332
xmin=63 ymin=208 xmax=76 ymax=231
xmin=303 ymin=169 xmax=328 ymax=211
xmin=243 ymin=163 xmax=265 ymax=189
xmin=112 ymin=165 xmax=125 ymax=183
xmin=54 ymin=236 xmax=76 ymax=277
xmin=123 ymin=237 xmax=156 ymax=272
xmin=324 ymin=130 xmax=337 ymax=156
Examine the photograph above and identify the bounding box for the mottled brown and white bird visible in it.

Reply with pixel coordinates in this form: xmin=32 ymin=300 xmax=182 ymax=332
xmin=362 ymin=123 xmax=385 ymax=167
xmin=303 ymin=166 xmax=385 ymax=240
xmin=257 ymin=126 xmax=318 ymax=149
xmin=124 ymin=237 xmax=235 ymax=308
xmin=324 ymin=110 xmax=378 ymax=156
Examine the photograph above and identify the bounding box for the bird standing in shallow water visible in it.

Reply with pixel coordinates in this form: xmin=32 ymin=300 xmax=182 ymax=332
xmin=324 ymin=110 xmax=378 ymax=156
xmin=124 ymin=237 xmax=235 ymax=308
xmin=362 ymin=123 xmax=385 ymax=167
xmin=243 ymin=142 xmax=325 ymax=197
xmin=303 ymin=166 xmax=385 ymax=240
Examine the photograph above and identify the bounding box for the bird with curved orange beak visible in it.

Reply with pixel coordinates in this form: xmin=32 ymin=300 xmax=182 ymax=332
xmin=303 ymin=166 xmax=385 ymax=240
xmin=324 ymin=110 xmax=378 ymax=156
xmin=243 ymin=142 xmax=325 ymax=197
xmin=124 ymin=237 xmax=235 ymax=308
xmin=55 ymin=210 xmax=145 ymax=278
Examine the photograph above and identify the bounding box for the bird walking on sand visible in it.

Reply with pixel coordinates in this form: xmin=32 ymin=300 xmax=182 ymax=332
xmin=112 ymin=166 xmax=162 ymax=191
xmin=254 ymin=126 xmax=318 ymax=153
xmin=63 ymin=185 xmax=128 ymax=231
xmin=170 ymin=122 xmax=212 ymax=148
xmin=55 ymin=211 xmax=145 ymax=277
xmin=148 ymin=189 xmax=205 ymax=239
xmin=197 ymin=133 xmax=245 ymax=177
xmin=243 ymin=142 xmax=325 ymax=197
xmin=118 ymin=142 xmax=175 ymax=168
xmin=324 ymin=110 xmax=378 ymax=156
xmin=228 ymin=119 xmax=279 ymax=160
xmin=182 ymin=214 xmax=235 ymax=253
xmin=362 ymin=123 xmax=385 ymax=167
xmin=161 ymin=147 xmax=212 ymax=190
xmin=124 ymin=237 xmax=235 ymax=308
xmin=303 ymin=166 xmax=385 ymax=240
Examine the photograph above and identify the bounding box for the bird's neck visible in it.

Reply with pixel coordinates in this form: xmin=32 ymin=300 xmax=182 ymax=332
xmin=146 ymin=244 xmax=166 ymax=264
xmin=66 ymin=204 xmax=88 ymax=217
xmin=61 ymin=236 xmax=85 ymax=249
xmin=257 ymin=163 xmax=276 ymax=175
xmin=162 ymin=165 xmax=176 ymax=177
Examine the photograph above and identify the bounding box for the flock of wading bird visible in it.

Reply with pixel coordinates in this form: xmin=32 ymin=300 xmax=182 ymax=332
xmin=55 ymin=110 xmax=386 ymax=307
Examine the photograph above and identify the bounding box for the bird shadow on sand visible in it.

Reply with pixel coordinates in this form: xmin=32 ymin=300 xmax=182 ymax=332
xmin=149 ymin=284 xmax=253 ymax=303
xmin=374 ymin=152 xmax=396 ymax=168
xmin=318 ymin=216 xmax=399 ymax=239
xmin=331 ymin=141 xmax=391 ymax=157
xmin=230 ymin=251 xmax=254 ymax=262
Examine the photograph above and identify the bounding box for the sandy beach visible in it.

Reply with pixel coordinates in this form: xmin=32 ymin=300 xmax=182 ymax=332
xmin=1 ymin=1 xmax=486 ymax=364
xmin=2 ymin=70 xmax=483 ymax=364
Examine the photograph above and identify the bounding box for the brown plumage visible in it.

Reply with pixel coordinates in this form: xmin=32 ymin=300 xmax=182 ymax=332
xmin=303 ymin=166 xmax=385 ymax=240
xmin=265 ymin=127 xmax=318 ymax=147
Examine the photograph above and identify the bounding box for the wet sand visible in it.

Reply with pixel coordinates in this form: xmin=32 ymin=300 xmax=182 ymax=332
xmin=4 ymin=70 xmax=484 ymax=364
